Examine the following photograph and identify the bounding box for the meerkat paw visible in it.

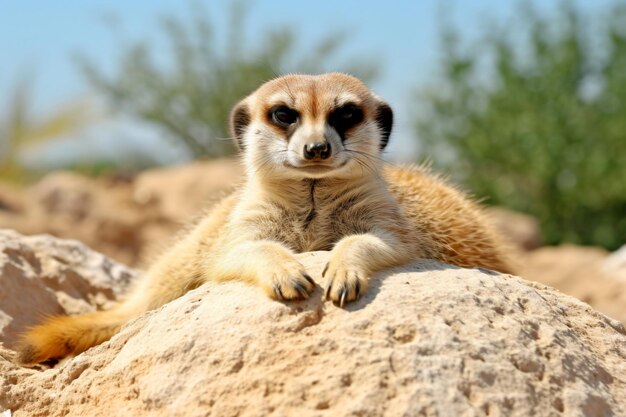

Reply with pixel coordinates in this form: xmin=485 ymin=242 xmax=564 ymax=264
xmin=322 ymin=260 xmax=368 ymax=307
xmin=259 ymin=259 xmax=315 ymax=301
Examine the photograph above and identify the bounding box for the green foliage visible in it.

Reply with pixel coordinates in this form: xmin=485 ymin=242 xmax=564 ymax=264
xmin=416 ymin=2 xmax=626 ymax=249
xmin=77 ymin=1 xmax=379 ymax=158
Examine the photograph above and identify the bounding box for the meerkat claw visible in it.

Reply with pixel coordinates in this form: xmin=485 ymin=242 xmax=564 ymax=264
xmin=339 ymin=287 xmax=348 ymax=308
xmin=354 ymin=279 xmax=361 ymax=299
xmin=302 ymin=273 xmax=315 ymax=286
xmin=324 ymin=285 xmax=332 ymax=301
xmin=274 ymin=284 xmax=285 ymax=300
xmin=293 ymin=281 xmax=310 ymax=299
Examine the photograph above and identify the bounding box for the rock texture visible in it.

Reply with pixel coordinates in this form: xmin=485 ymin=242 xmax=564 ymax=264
xmin=1 ymin=235 xmax=625 ymax=417
xmin=0 ymin=230 xmax=136 ymax=349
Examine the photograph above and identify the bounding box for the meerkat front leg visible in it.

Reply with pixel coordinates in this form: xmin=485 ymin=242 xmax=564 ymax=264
xmin=323 ymin=230 xmax=414 ymax=307
xmin=208 ymin=240 xmax=316 ymax=300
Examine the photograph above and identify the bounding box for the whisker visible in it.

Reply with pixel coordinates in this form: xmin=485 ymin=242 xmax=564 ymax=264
xmin=249 ymin=155 xmax=275 ymax=177
xmin=348 ymin=153 xmax=383 ymax=181
xmin=344 ymin=148 xmax=391 ymax=165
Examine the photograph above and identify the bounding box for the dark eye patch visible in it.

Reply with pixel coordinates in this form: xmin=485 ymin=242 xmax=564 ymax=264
xmin=269 ymin=105 xmax=299 ymax=127
xmin=328 ymin=103 xmax=364 ymax=141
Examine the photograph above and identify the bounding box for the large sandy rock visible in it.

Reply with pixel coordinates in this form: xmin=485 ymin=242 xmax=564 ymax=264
xmin=0 ymin=230 xmax=136 ymax=349
xmin=1 ymin=240 xmax=625 ymax=417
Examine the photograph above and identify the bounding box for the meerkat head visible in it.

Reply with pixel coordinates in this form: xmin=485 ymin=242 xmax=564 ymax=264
xmin=229 ymin=73 xmax=392 ymax=180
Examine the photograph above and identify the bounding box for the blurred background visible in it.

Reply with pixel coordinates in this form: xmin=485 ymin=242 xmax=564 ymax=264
xmin=1 ymin=1 xmax=625 ymax=321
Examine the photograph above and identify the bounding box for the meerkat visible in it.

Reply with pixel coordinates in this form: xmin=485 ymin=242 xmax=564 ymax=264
xmin=17 ymin=73 xmax=513 ymax=365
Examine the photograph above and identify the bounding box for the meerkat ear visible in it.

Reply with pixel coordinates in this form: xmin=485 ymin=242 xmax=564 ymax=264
xmin=375 ymin=101 xmax=393 ymax=150
xmin=229 ymin=100 xmax=251 ymax=152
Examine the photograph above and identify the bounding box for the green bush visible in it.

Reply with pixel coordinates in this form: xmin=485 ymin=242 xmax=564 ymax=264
xmin=415 ymin=2 xmax=626 ymax=249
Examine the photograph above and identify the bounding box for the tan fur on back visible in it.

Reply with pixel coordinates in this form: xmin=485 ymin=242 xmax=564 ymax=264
xmin=17 ymin=73 xmax=513 ymax=365
xmin=385 ymin=165 xmax=512 ymax=272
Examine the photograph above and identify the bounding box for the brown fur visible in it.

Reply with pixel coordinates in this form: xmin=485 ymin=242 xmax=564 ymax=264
xmin=17 ymin=74 xmax=513 ymax=365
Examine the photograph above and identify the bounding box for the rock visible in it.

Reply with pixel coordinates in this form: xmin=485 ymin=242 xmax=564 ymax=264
xmin=0 ymin=171 xmax=155 ymax=266
xmin=486 ymin=207 xmax=542 ymax=251
xmin=604 ymin=245 xmax=626 ymax=281
xmin=0 ymin=182 xmax=23 ymax=214
xmin=0 ymin=230 xmax=137 ymax=349
xmin=0 ymin=160 xmax=242 ymax=267
xmin=1 ymin=244 xmax=625 ymax=417
xmin=29 ymin=172 xmax=96 ymax=221
xmin=521 ymin=245 xmax=626 ymax=324
xmin=133 ymin=159 xmax=242 ymax=224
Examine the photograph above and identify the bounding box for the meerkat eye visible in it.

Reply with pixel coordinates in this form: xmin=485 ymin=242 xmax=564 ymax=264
xmin=329 ymin=104 xmax=364 ymax=139
xmin=333 ymin=104 xmax=363 ymax=124
xmin=271 ymin=106 xmax=298 ymax=127
xmin=338 ymin=105 xmax=358 ymax=120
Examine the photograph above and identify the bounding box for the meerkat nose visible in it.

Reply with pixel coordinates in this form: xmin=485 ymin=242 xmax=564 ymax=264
xmin=303 ymin=142 xmax=331 ymax=160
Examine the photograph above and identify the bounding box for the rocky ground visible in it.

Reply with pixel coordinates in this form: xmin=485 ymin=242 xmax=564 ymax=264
xmin=1 ymin=231 xmax=625 ymax=416
xmin=1 ymin=159 xmax=624 ymax=325
xmin=0 ymin=159 xmax=242 ymax=267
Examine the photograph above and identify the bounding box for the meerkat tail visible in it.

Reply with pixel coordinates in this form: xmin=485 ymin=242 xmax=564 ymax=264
xmin=16 ymin=308 xmax=134 ymax=365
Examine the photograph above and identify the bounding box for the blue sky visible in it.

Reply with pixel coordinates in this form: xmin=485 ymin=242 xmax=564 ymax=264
xmin=0 ymin=0 xmax=618 ymax=163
